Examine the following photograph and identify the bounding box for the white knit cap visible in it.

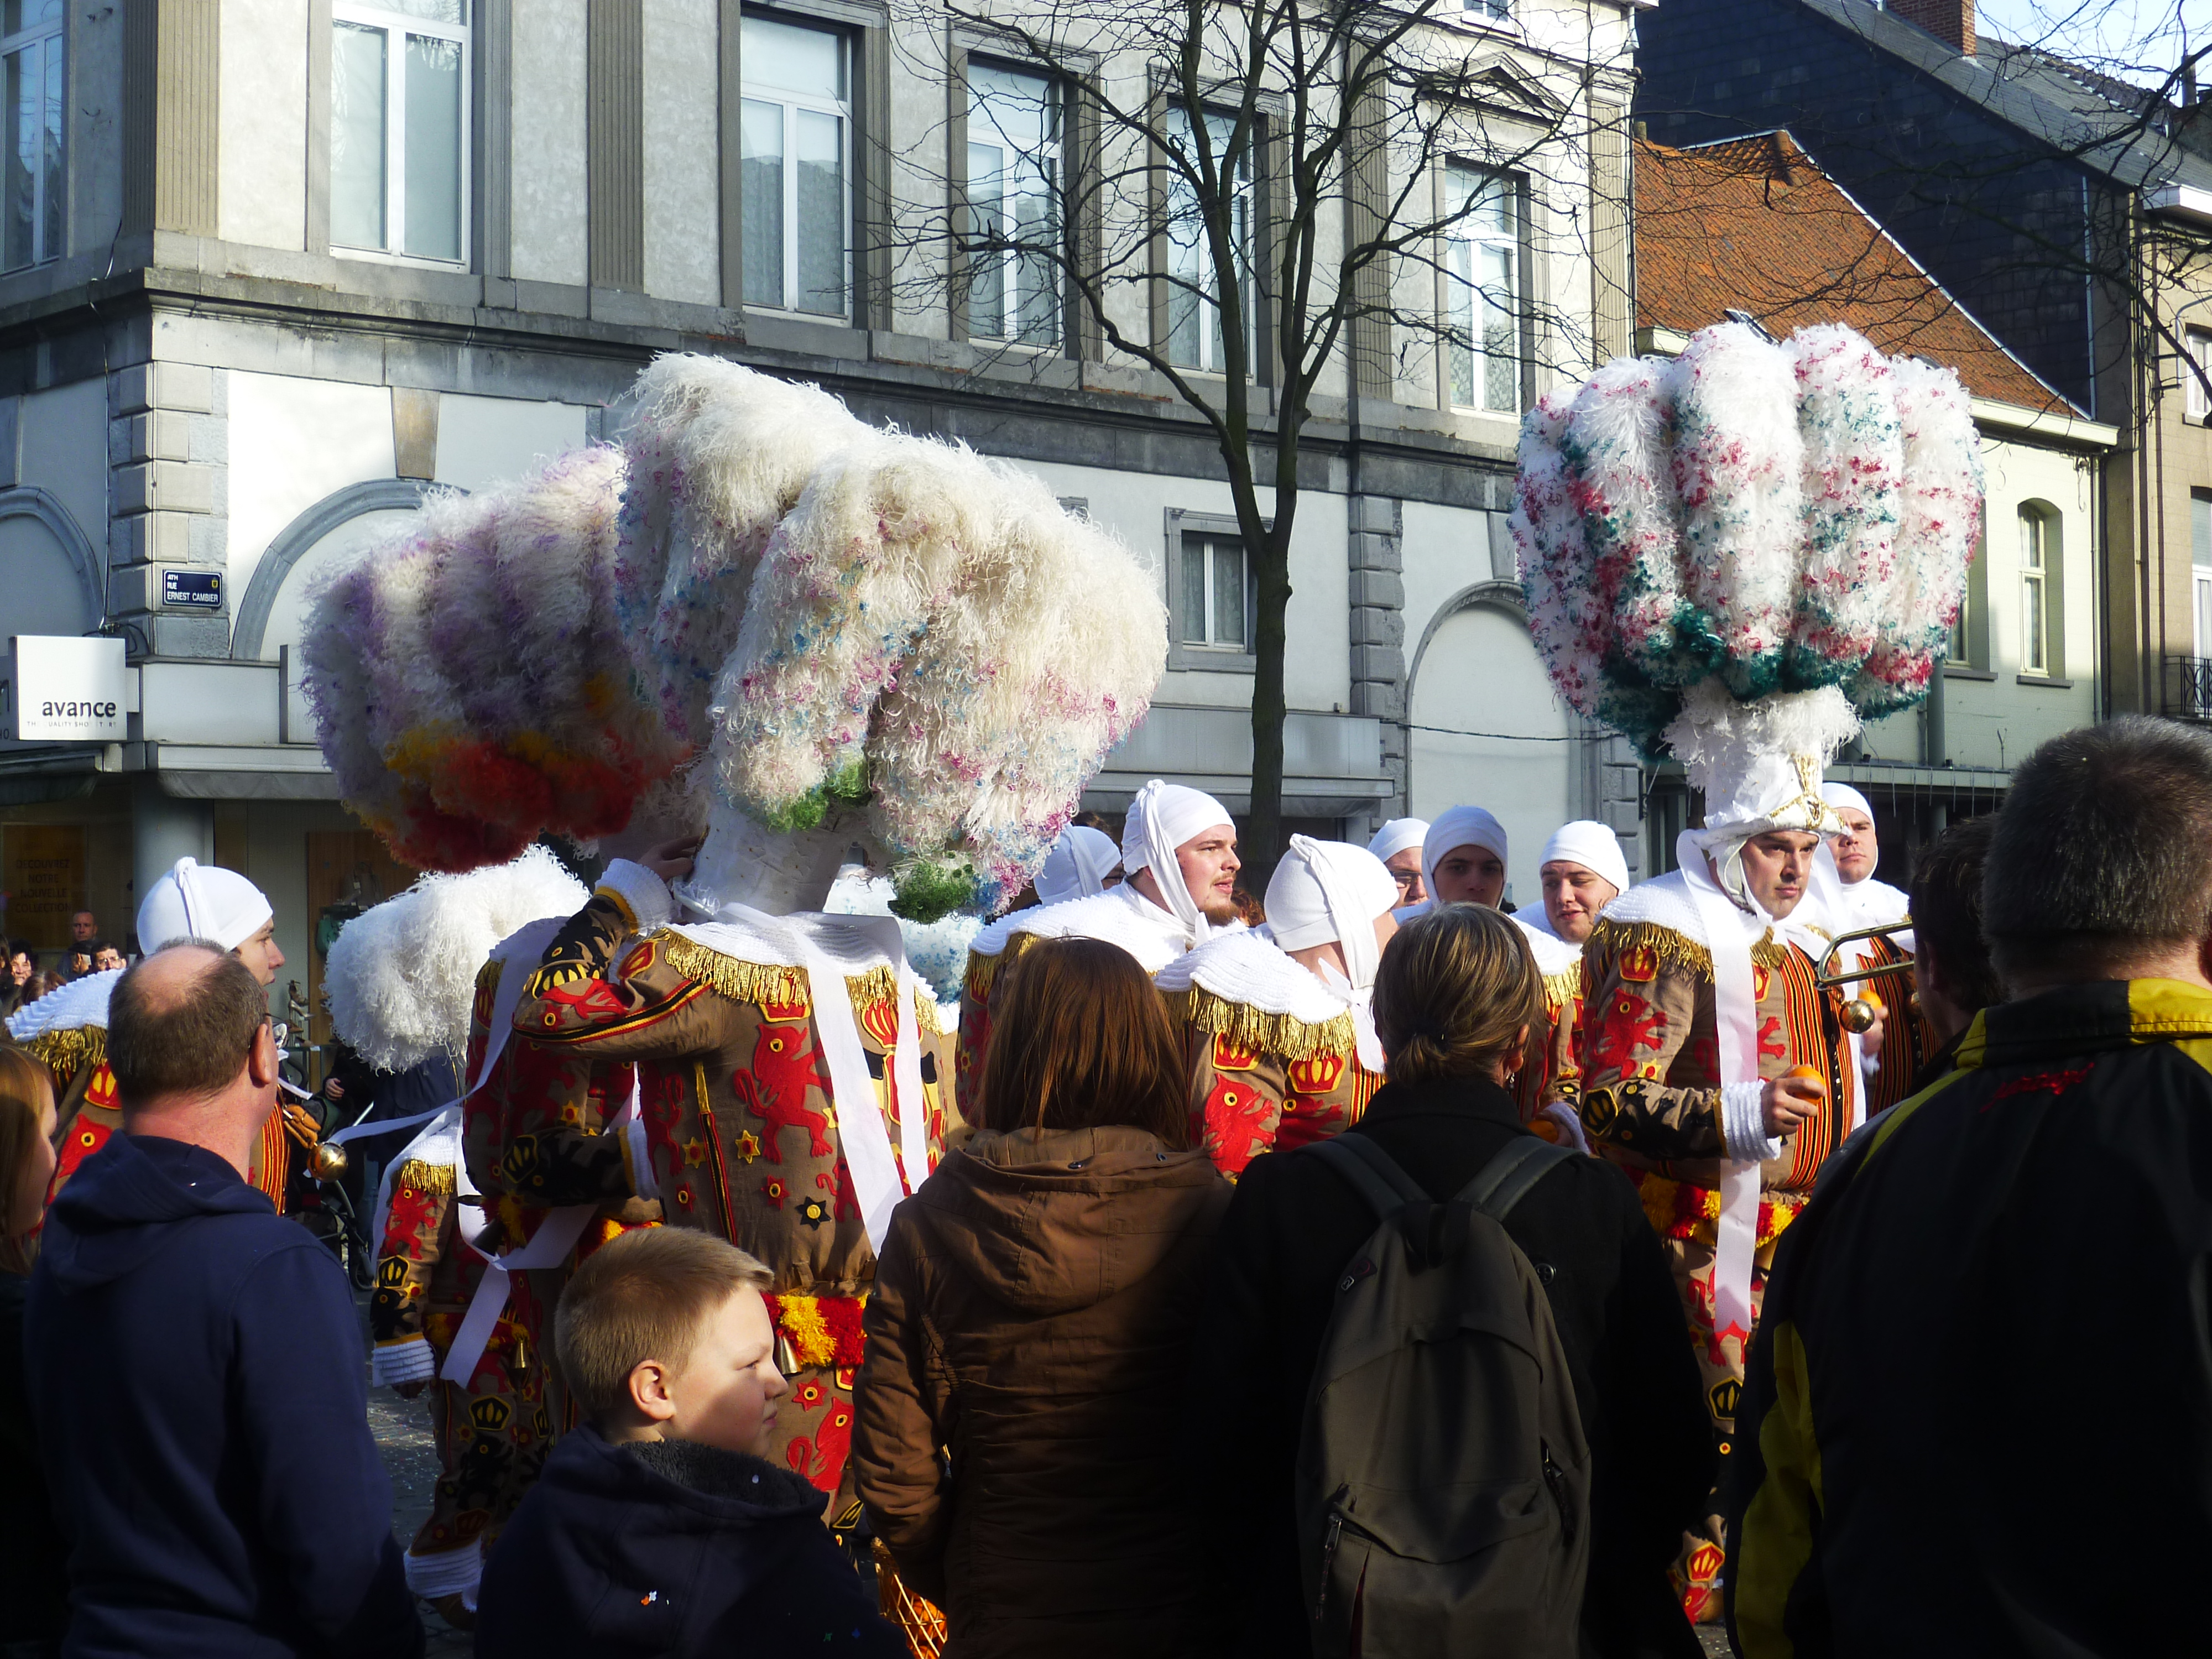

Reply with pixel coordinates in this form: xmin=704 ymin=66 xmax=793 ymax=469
xmin=1537 ymin=821 xmax=1630 ymax=895
xmin=1820 ymin=782 xmax=1874 ymax=820
xmin=1266 ymin=837 xmax=1400 ymax=990
xmin=1421 ymin=806 xmax=1509 ymax=901
xmin=1121 ymin=779 xmax=1235 ymax=933
xmin=1365 ymin=817 xmax=1430 ymax=864
xmin=1034 ymin=826 xmax=1120 ymax=906
xmin=136 ymin=857 xmax=274 ymax=953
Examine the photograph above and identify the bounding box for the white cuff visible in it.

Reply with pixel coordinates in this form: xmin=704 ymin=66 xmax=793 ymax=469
xmin=595 ymin=859 xmax=672 ymax=937
xmin=372 ymin=1337 xmax=437 ymax=1388
xmin=405 ymin=1537 xmax=483 ymax=1598
xmin=1721 ymin=1081 xmax=1785 ymax=1163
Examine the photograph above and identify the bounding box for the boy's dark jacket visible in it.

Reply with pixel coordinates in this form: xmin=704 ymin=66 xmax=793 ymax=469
xmin=25 ymin=1131 xmax=420 ymax=1659
xmin=477 ymin=1422 xmax=905 ymax=1658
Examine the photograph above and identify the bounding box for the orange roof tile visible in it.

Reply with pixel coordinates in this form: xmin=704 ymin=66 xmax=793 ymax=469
xmin=1635 ymin=131 xmax=2071 ymax=416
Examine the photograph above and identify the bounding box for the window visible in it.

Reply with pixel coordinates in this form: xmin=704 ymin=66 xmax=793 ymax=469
xmin=740 ymin=15 xmax=849 ymax=318
xmin=1181 ymin=532 xmax=1250 ymax=651
xmin=2 ymin=1 xmax=63 ymax=273
xmin=1462 ymin=0 xmax=1511 ymax=18
xmin=1164 ymin=106 xmax=1254 ymax=374
xmin=2194 ymin=490 xmax=2212 ymax=660
xmin=2019 ymin=505 xmax=2052 ymax=676
xmin=331 ymin=1 xmax=469 ymax=263
xmin=2187 ymin=329 xmax=2211 ymax=422
xmin=967 ymin=64 xmax=1061 ymax=347
xmin=1444 ymin=164 xmax=1522 ymax=415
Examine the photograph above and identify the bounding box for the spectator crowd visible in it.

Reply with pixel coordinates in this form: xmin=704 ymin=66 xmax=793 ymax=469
xmin=5 ymin=715 xmax=2212 ymax=1659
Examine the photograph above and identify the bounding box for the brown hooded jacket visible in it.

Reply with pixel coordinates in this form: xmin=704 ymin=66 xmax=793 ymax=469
xmin=853 ymin=1123 xmax=1230 ymax=1658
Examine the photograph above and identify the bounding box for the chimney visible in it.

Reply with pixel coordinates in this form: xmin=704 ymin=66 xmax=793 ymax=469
xmin=1890 ymin=0 xmax=1975 ymax=57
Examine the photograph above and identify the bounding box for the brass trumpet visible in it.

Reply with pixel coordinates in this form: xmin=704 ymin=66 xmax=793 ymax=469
xmin=1815 ymin=920 xmax=1916 ymax=1035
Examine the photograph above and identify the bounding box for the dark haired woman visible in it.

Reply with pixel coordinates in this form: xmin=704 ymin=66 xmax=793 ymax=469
xmin=853 ymin=937 xmax=1230 ymax=1658
xmin=1192 ymin=903 xmax=1714 ymax=1658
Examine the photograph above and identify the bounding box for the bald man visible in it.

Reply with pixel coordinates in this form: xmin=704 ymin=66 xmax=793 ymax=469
xmin=27 ymin=946 xmax=420 ymax=1659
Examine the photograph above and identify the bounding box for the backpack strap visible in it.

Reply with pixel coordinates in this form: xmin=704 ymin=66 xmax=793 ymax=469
xmin=1454 ymin=1134 xmax=1577 ymax=1222
xmin=1307 ymin=1132 xmax=1427 ymax=1222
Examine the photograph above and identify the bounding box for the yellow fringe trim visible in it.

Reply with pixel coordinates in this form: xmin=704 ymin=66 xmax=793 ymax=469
xmin=660 ymin=933 xmax=946 ymax=1035
xmin=392 ymin=1159 xmax=456 ymax=1197
xmin=1166 ymin=986 xmax=1357 ymax=1063
xmin=659 ymin=933 xmax=808 ymax=1008
xmin=1588 ymin=919 xmax=1787 ymax=979
xmin=1541 ymin=966 xmax=1582 ymax=1011
xmin=21 ymin=1025 xmax=103 ymax=1078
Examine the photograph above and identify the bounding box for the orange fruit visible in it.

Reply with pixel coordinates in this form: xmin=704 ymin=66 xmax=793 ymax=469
xmin=1785 ymin=1065 xmax=1828 ymax=1095
xmin=1859 ymin=989 xmax=1885 ymax=1014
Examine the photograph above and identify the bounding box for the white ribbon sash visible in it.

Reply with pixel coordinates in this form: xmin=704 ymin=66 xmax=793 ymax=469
xmin=1676 ymin=831 xmax=1764 ymax=1353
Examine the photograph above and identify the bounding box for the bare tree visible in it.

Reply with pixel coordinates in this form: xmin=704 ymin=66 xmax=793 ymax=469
xmin=878 ymin=0 xmax=1626 ymax=869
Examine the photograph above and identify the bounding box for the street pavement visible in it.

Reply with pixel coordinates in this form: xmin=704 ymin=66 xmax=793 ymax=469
xmin=365 ymin=1350 xmax=473 ymax=1658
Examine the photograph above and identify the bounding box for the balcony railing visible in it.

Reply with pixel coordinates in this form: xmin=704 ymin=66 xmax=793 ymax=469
xmin=2164 ymin=655 xmax=2212 ymax=722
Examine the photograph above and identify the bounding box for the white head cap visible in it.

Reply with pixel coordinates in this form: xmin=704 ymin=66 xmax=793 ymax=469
xmin=1121 ymin=779 xmax=1235 ymax=934
xmin=1820 ymin=781 xmax=1874 ymax=821
xmin=1266 ymin=837 xmax=1401 ymax=991
xmin=1366 ymin=818 xmax=1430 ymax=864
xmin=1035 ymin=825 xmax=1120 ymax=907
xmin=1422 ymin=807 xmax=1509 ymax=903
xmin=135 ymin=857 xmax=274 ymax=954
xmin=1537 ymin=821 xmax=1631 ymax=895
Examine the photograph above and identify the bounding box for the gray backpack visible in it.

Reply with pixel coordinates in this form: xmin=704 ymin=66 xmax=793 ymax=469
xmin=1296 ymin=1133 xmax=1593 ymax=1658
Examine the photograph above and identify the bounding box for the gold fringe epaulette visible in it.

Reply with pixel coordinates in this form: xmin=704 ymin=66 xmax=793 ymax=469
xmin=20 ymin=1024 xmax=104 ymax=1080
xmin=658 ymin=933 xmax=809 ymax=1008
xmin=962 ymin=930 xmax=1040 ymax=1003
xmin=1587 ymin=918 xmax=1713 ymax=980
xmin=391 ymin=1158 xmax=457 ymax=1197
xmin=1166 ymin=986 xmax=1357 ymax=1063
xmin=1587 ymin=919 xmax=1790 ymax=979
xmin=658 ymin=933 xmax=948 ymax=1034
xmin=1541 ymin=966 xmax=1583 ymax=1011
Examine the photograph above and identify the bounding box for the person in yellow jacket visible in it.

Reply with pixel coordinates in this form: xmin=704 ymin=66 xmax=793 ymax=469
xmin=1730 ymin=720 xmax=2212 ymax=1656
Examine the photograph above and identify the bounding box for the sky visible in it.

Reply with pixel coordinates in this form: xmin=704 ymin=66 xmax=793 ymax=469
xmin=1970 ymin=0 xmax=2203 ymax=88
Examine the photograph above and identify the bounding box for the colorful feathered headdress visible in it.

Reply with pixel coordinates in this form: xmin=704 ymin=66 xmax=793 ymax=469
xmin=301 ymin=356 xmax=1165 ymax=919
xmin=1512 ymin=320 xmax=1982 ymax=833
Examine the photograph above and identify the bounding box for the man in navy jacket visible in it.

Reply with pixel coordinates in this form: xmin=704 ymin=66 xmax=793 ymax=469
xmin=26 ymin=943 xmax=420 ymax=1659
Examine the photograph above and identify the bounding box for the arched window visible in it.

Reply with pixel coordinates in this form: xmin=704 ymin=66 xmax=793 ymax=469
xmin=2018 ymin=503 xmax=2061 ymax=679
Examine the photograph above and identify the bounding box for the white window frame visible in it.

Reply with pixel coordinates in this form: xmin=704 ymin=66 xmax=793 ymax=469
xmin=2192 ymin=490 xmax=2212 ymax=660
xmin=739 ymin=17 xmax=853 ymax=321
xmin=966 ymin=61 xmax=1063 ymax=349
xmin=2 ymin=1 xmax=64 ymax=273
xmin=330 ymin=0 xmax=472 ymax=268
xmin=1164 ymin=103 xmax=1254 ymax=376
xmin=2187 ymin=328 xmax=2211 ymax=422
xmin=1443 ymin=161 xmax=1524 ymax=417
xmin=2019 ymin=505 xmax=2050 ymax=677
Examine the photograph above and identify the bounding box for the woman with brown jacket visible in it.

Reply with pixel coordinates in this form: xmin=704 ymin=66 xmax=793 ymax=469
xmin=853 ymin=937 xmax=1230 ymax=1658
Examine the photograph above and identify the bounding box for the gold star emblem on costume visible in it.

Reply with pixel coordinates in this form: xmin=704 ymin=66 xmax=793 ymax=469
xmin=681 ymin=1136 xmax=708 ymax=1168
xmin=734 ymin=1130 xmax=762 ymax=1165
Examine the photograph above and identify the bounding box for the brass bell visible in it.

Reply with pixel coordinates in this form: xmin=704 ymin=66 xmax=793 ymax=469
xmin=1839 ymin=997 xmax=1880 ymax=1036
xmin=310 ymin=1140 xmax=350 ymax=1182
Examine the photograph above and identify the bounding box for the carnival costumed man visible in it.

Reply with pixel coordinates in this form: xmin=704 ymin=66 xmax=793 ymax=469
xmin=1156 ymin=836 xmax=1399 ymax=1177
xmin=300 ymin=354 xmax=1166 ymax=1561
xmin=1365 ymin=816 xmax=1430 ymax=907
xmin=1513 ymin=318 xmax=1984 ymax=1622
xmin=1030 ymin=824 xmax=1121 ymax=907
xmin=1820 ymin=781 xmax=1926 ymax=1113
xmin=1517 ymin=820 xmax=1633 ymax=1139
xmin=8 ymin=857 xmax=312 ymax=1207
xmin=321 ymin=848 xmax=595 ymax=1624
xmin=1395 ymin=805 xmax=1587 ymax=1128
xmin=956 ymin=780 xmax=1240 ymax=1095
